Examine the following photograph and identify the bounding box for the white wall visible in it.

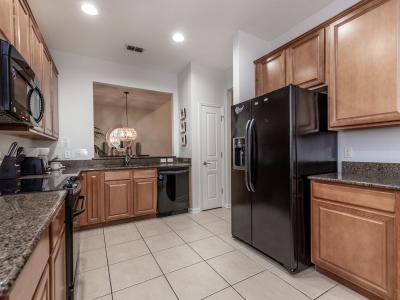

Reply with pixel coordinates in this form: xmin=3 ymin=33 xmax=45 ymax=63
xmin=51 ymin=50 xmax=179 ymax=160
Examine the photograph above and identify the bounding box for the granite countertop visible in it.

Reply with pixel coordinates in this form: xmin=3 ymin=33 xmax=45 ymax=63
xmin=0 ymin=191 xmax=67 ymax=296
xmin=309 ymin=163 xmax=400 ymax=191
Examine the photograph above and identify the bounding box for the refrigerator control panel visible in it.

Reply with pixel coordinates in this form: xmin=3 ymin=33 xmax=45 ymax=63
xmin=233 ymin=137 xmax=246 ymax=170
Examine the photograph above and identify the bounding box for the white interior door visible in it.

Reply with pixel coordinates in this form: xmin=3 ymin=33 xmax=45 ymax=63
xmin=200 ymin=104 xmax=222 ymax=210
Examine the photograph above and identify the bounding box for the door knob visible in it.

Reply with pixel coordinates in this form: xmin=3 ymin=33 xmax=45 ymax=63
xmin=203 ymin=161 xmax=210 ymax=166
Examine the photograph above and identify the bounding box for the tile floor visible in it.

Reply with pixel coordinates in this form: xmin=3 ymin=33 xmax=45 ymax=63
xmin=76 ymin=208 xmax=367 ymax=300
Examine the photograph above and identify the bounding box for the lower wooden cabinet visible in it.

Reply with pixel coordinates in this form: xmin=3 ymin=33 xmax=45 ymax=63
xmin=104 ymin=179 xmax=132 ymax=221
xmin=86 ymin=171 xmax=104 ymax=224
xmin=32 ymin=263 xmax=51 ymax=300
xmin=50 ymin=228 xmax=66 ymax=300
xmin=311 ymin=181 xmax=397 ymax=299
xmin=133 ymin=177 xmax=157 ymax=216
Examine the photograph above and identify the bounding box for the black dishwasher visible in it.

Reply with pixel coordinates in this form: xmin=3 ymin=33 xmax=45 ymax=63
xmin=157 ymin=168 xmax=189 ymax=217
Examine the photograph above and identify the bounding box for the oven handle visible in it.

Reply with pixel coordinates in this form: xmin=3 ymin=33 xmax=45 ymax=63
xmin=73 ymin=195 xmax=86 ymax=218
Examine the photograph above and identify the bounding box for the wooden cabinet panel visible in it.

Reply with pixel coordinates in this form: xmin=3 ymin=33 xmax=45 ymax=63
xmin=42 ymin=50 xmax=52 ymax=135
xmin=133 ymin=177 xmax=157 ymax=216
xmin=50 ymin=228 xmax=66 ymax=300
xmin=32 ymin=263 xmax=51 ymax=300
xmin=0 ymin=0 xmax=14 ymax=43
xmin=14 ymin=0 xmax=30 ymax=63
xmin=286 ymin=28 xmax=325 ymax=88
xmin=255 ymin=49 xmax=286 ymax=96
xmin=104 ymin=170 xmax=131 ymax=181
xmin=133 ymin=168 xmax=157 ymax=179
xmin=51 ymin=66 xmax=59 ymax=138
xmin=104 ymin=179 xmax=132 ymax=221
xmin=50 ymin=203 xmax=65 ymax=250
xmin=312 ymin=182 xmax=396 ymax=299
xmin=30 ymin=23 xmax=42 ymax=83
xmin=329 ymin=0 xmax=400 ymax=129
xmin=86 ymin=171 xmax=104 ymax=224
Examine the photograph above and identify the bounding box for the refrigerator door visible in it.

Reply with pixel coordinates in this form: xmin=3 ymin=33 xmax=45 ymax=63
xmin=251 ymin=86 xmax=297 ymax=271
xmin=231 ymin=101 xmax=252 ymax=244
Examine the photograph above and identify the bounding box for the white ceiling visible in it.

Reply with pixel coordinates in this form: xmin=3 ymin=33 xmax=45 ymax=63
xmin=28 ymin=0 xmax=335 ymax=73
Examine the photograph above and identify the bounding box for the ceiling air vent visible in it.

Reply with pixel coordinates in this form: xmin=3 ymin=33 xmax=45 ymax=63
xmin=126 ymin=45 xmax=144 ymax=53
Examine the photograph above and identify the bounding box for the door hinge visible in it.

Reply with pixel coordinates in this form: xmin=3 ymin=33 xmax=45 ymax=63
xmin=220 ymin=115 xmax=224 ymax=122
xmin=221 ymin=187 xmax=224 ymax=194
xmin=220 ymin=152 xmax=223 ymax=158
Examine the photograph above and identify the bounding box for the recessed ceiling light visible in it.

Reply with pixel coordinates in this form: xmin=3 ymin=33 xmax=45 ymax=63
xmin=172 ymin=32 xmax=185 ymax=43
xmin=81 ymin=3 xmax=98 ymax=15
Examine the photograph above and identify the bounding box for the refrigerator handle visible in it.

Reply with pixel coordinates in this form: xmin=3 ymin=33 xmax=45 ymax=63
xmin=244 ymin=120 xmax=251 ymax=192
xmin=248 ymin=118 xmax=256 ymax=192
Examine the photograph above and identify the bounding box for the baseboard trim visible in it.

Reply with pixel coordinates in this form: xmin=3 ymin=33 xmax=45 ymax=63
xmin=189 ymin=207 xmax=201 ymax=213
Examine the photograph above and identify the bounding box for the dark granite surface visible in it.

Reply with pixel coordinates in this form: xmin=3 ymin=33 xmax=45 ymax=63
xmin=0 ymin=191 xmax=66 ymax=296
xmin=309 ymin=162 xmax=400 ymax=190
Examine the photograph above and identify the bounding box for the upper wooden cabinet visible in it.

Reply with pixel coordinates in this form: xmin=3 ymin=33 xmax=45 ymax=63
xmin=86 ymin=171 xmax=104 ymax=224
xmin=328 ymin=0 xmax=400 ymax=129
xmin=0 ymin=0 xmax=14 ymax=43
xmin=255 ymin=49 xmax=286 ymax=95
xmin=51 ymin=66 xmax=59 ymax=138
xmin=14 ymin=0 xmax=31 ymax=63
xmin=42 ymin=50 xmax=53 ymax=135
xmin=286 ymin=28 xmax=325 ymax=88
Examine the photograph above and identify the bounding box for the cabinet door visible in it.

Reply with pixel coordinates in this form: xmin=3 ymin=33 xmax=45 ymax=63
xmin=312 ymin=198 xmax=395 ymax=299
xmin=42 ymin=50 xmax=52 ymax=135
xmin=104 ymin=179 xmax=132 ymax=221
xmin=32 ymin=263 xmax=51 ymax=300
xmin=51 ymin=66 xmax=59 ymax=138
xmin=14 ymin=0 xmax=30 ymax=63
xmin=51 ymin=227 xmax=66 ymax=300
xmin=328 ymin=0 xmax=400 ymax=129
xmin=0 ymin=0 xmax=14 ymax=43
xmin=86 ymin=171 xmax=104 ymax=224
xmin=133 ymin=177 xmax=157 ymax=216
xmin=255 ymin=49 xmax=286 ymax=96
xmin=286 ymin=28 xmax=325 ymax=88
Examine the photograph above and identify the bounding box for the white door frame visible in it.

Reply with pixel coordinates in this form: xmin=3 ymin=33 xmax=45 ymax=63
xmin=198 ymin=102 xmax=226 ymax=210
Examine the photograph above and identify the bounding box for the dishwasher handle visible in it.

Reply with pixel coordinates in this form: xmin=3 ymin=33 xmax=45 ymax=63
xmin=159 ymin=169 xmax=189 ymax=175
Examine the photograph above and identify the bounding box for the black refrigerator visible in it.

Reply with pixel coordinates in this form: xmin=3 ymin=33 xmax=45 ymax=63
xmin=231 ymin=85 xmax=337 ymax=273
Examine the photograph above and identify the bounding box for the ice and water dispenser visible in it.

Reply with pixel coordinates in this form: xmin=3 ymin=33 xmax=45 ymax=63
xmin=233 ymin=137 xmax=246 ymax=170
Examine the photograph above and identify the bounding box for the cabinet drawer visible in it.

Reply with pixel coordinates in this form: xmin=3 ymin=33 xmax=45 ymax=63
xmin=134 ymin=169 xmax=157 ymax=179
xmin=50 ymin=203 xmax=65 ymax=250
xmin=312 ymin=181 xmax=395 ymax=213
xmin=104 ymin=170 xmax=132 ymax=181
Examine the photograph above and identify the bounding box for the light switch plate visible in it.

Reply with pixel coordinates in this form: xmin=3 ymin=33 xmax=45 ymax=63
xmin=160 ymin=158 xmax=167 ymax=163
xmin=64 ymin=150 xmax=72 ymax=159
xmin=344 ymin=147 xmax=353 ymax=158
xmin=167 ymin=158 xmax=174 ymax=163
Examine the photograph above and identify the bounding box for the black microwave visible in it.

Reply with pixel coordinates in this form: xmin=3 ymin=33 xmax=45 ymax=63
xmin=0 ymin=39 xmax=44 ymax=126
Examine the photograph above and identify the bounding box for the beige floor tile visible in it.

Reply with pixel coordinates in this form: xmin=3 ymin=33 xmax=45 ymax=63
xmin=222 ymin=214 xmax=231 ymax=223
xmin=79 ymin=227 xmax=104 ymax=239
xmin=153 ymin=244 xmax=202 ymax=273
xmin=175 ymin=225 xmax=214 ymax=243
xmin=205 ymin=287 xmax=243 ymax=300
xmin=164 ymin=217 xmax=199 ymax=231
xmin=202 ymin=220 xmax=230 ymax=235
xmin=218 ymin=233 xmax=247 ymax=249
xmin=109 ymin=254 xmax=162 ymax=292
xmin=80 ymin=234 xmax=105 ymax=253
xmin=95 ymin=295 xmax=112 ymax=300
xmin=76 ymin=267 xmax=111 ymax=300
xmin=189 ymin=236 xmax=234 ymax=259
xmin=207 ymin=250 xmax=265 ymax=284
xmin=190 ymin=211 xmax=222 ymax=225
xmin=166 ymin=262 xmax=228 ymax=300
xmin=318 ymin=285 xmax=367 ymax=300
xmin=103 ymin=222 xmax=136 ymax=233
xmin=136 ymin=219 xmax=171 ymax=237
xmin=113 ymin=276 xmax=177 ymax=300
xmin=144 ymin=231 xmax=185 ymax=252
xmin=107 ymin=239 xmax=150 ymax=264
xmin=234 ymin=270 xmax=310 ymax=300
xmin=78 ymin=248 xmax=107 ymax=273
xmin=104 ymin=227 xmax=141 ymax=247
xmin=270 ymin=266 xmax=337 ymax=299
xmin=208 ymin=208 xmax=230 ymax=219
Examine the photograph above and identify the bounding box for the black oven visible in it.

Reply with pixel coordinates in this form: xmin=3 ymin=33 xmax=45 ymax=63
xmin=64 ymin=177 xmax=85 ymax=300
xmin=0 ymin=39 xmax=44 ymax=126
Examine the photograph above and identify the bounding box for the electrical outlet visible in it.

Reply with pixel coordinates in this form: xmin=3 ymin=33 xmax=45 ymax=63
xmin=167 ymin=158 xmax=174 ymax=163
xmin=344 ymin=147 xmax=353 ymax=158
xmin=64 ymin=150 xmax=72 ymax=159
xmin=160 ymin=158 xmax=167 ymax=163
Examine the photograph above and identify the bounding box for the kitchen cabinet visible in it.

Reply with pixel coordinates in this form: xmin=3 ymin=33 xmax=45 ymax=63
xmin=86 ymin=171 xmax=104 ymax=224
xmin=14 ymin=0 xmax=30 ymax=63
xmin=255 ymin=49 xmax=286 ymax=96
xmin=328 ymin=0 xmax=400 ymax=129
xmin=133 ymin=177 xmax=157 ymax=216
xmin=50 ymin=228 xmax=66 ymax=300
xmin=286 ymin=28 xmax=325 ymax=89
xmin=0 ymin=0 xmax=14 ymax=43
xmin=104 ymin=180 xmax=132 ymax=221
xmin=42 ymin=50 xmax=52 ymax=135
xmin=32 ymin=263 xmax=51 ymax=300
xmin=311 ymin=181 xmax=397 ymax=299
xmin=51 ymin=65 xmax=59 ymax=138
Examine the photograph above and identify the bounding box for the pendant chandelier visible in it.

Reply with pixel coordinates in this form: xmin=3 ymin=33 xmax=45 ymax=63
xmin=107 ymin=91 xmax=137 ymax=147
